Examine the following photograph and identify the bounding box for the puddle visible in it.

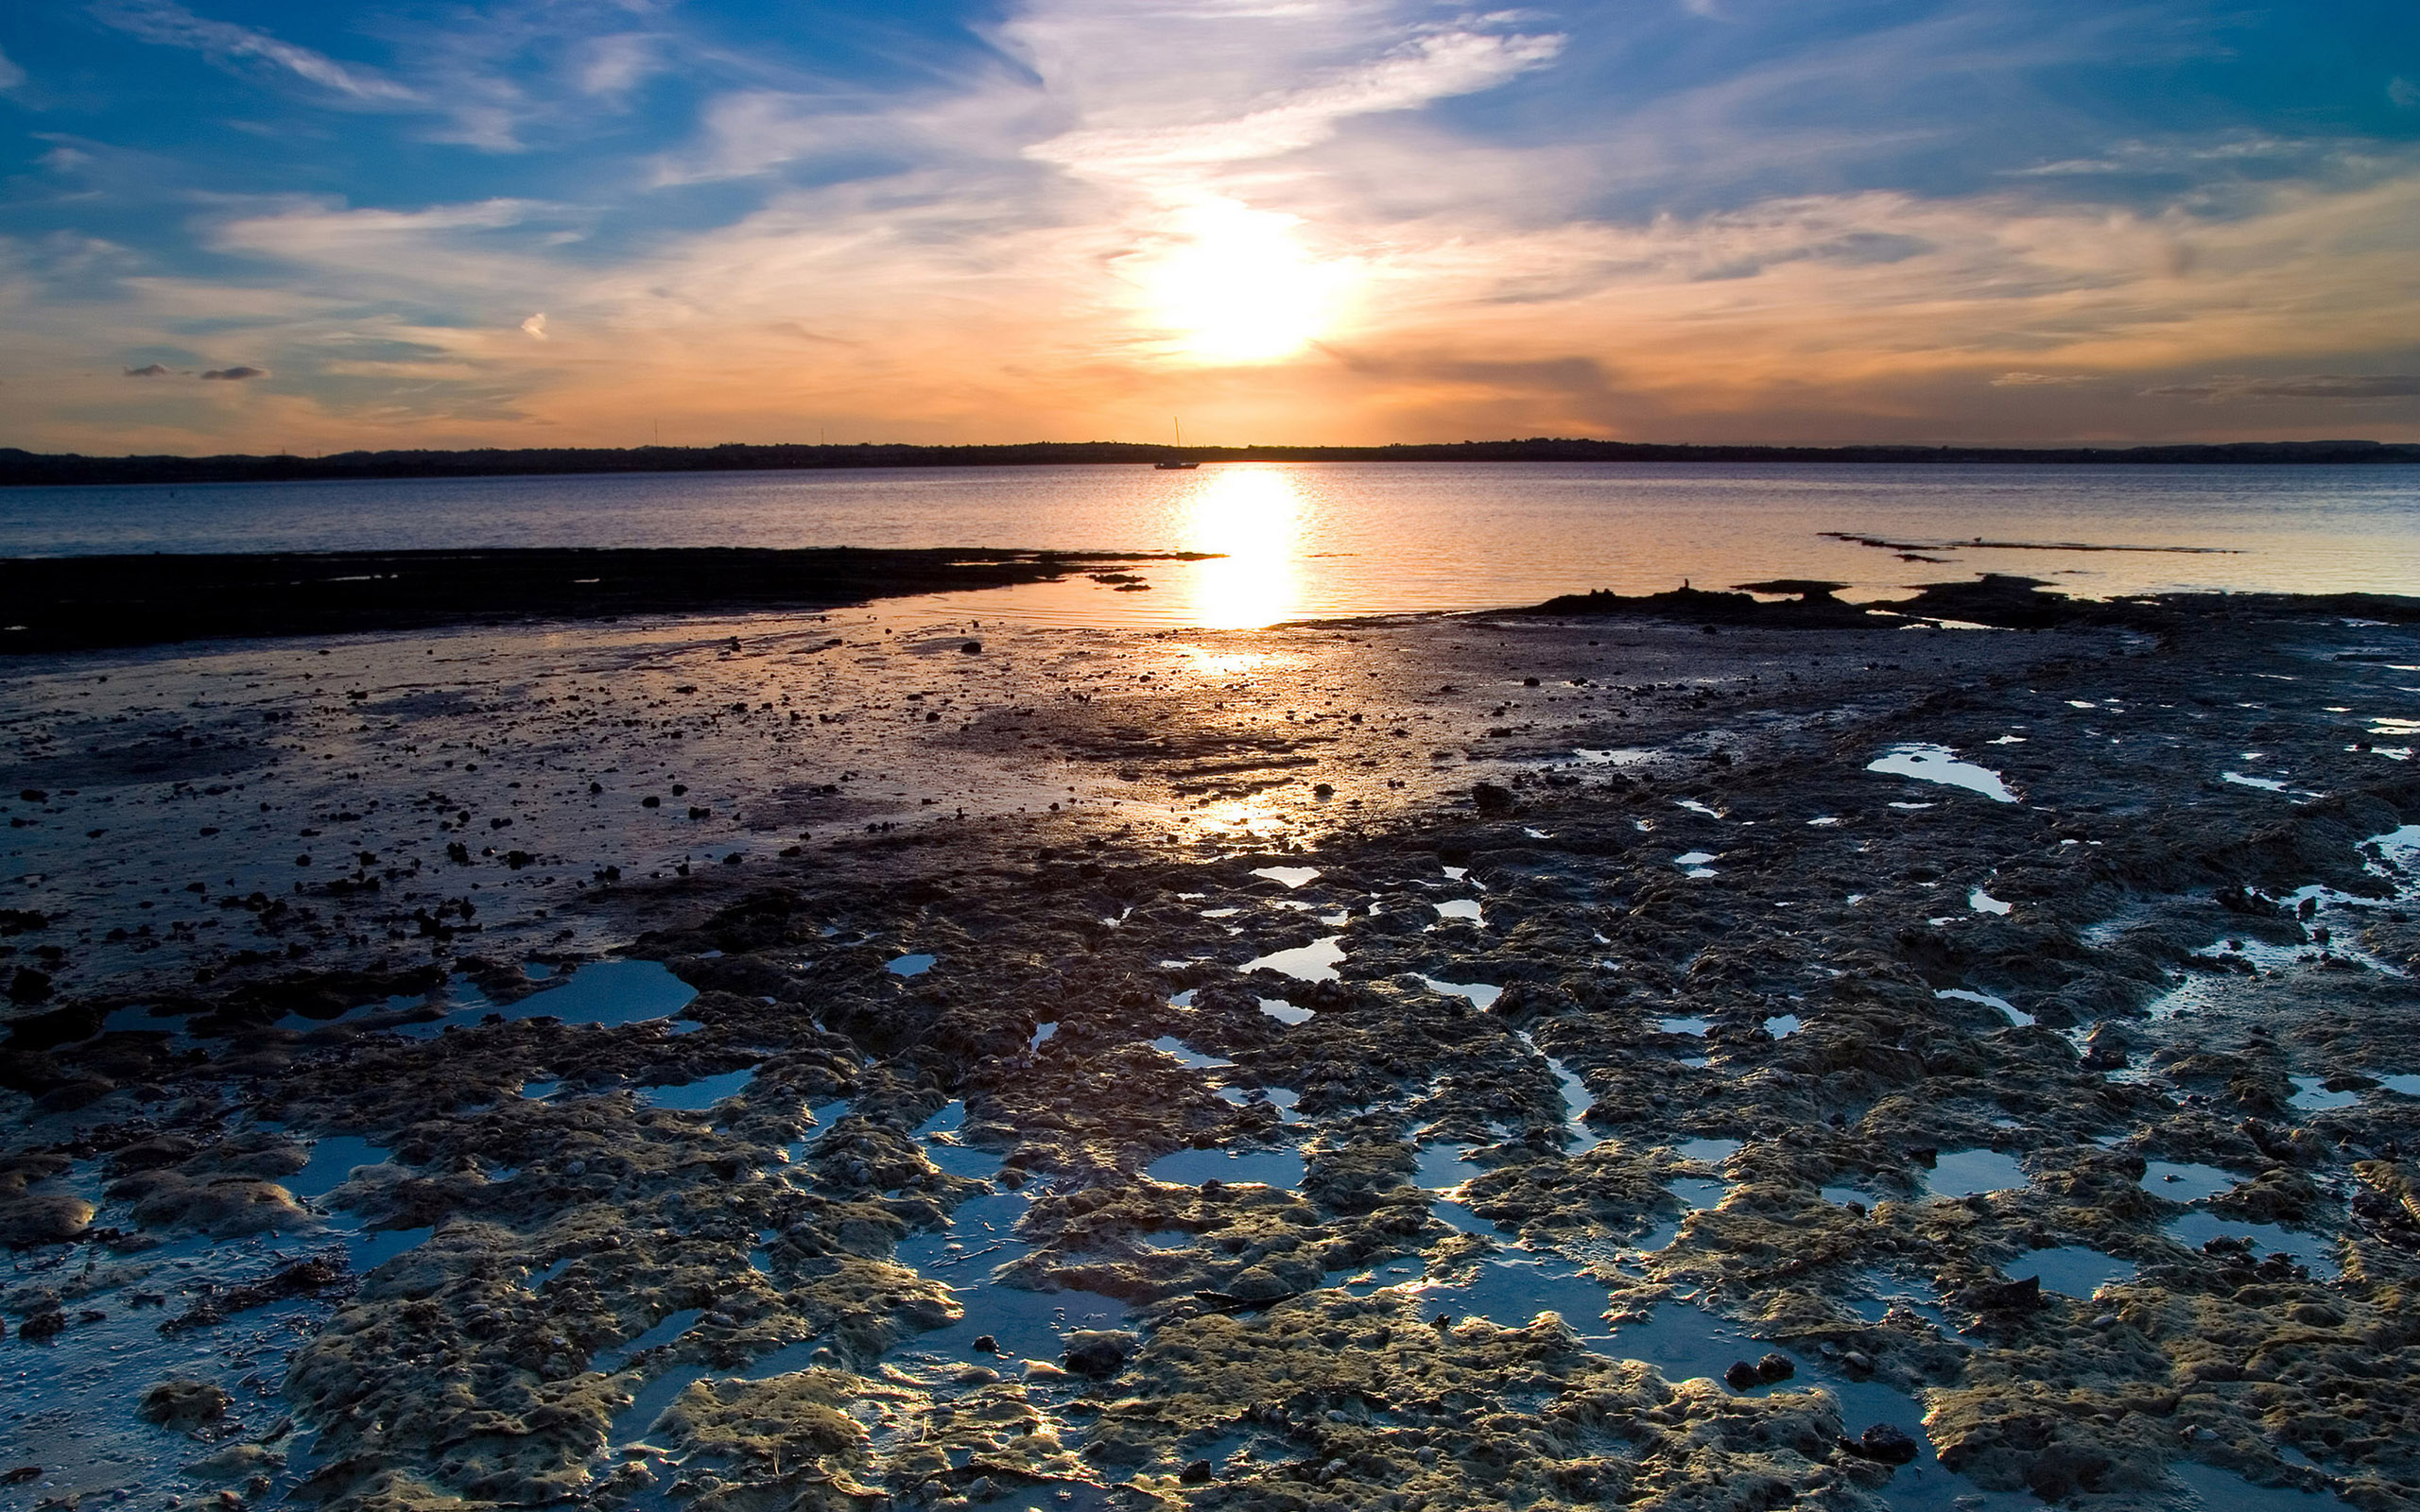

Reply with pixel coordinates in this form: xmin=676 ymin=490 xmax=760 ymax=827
xmin=288 ymin=1134 xmax=393 ymax=1202
xmin=1146 ymin=1145 xmax=1305 ymax=1189
xmin=1432 ymin=898 xmax=1484 ymax=925
xmin=1251 ymin=866 xmax=1322 ymax=888
xmin=1968 ymin=887 xmax=2012 ymax=916
xmin=1242 ymin=935 xmax=1345 ymax=983
xmin=521 ymin=1078 xmax=561 ymax=1100
xmin=1823 ymin=1185 xmax=1876 ymax=1208
xmin=886 ymin=953 xmax=937 ymax=977
xmin=1511 ymin=1033 xmax=1603 ymax=1154
xmin=2140 ymin=1160 xmax=2238 ymax=1202
xmin=1413 ymin=1142 xmax=1486 ymax=1191
xmin=1258 ymin=998 xmax=1314 ymax=1025
xmin=1677 ymin=799 xmax=1724 ymax=818
xmin=395 ymin=958 xmax=697 ymax=1038
xmin=1343 ymin=1254 xmax=1428 ymax=1294
xmin=1421 ymin=976 xmax=1501 ymax=1010
xmin=2013 ymin=1246 xmax=2134 ymax=1297
xmin=1218 ymin=1085 xmax=1304 ymax=1124
xmin=1151 ymin=1035 xmax=1234 ymax=1070
xmin=350 ymin=1224 xmax=435 ymax=1272
xmin=2381 ymin=1074 xmax=2420 ymax=1095
xmin=1417 ymin=1250 xmax=1613 ymax=1339
xmin=1669 ymin=1177 xmax=1728 ymax=1211
xmin=1921 ymin=1148 xmax=2028 ymax=1198
xmin=1867 ymin=743 xmax=2018 ymax=802
xmin=1029 ymin=1021 xmax=1058 ymax=1051
xmin=596 ymin=1306 xmax=706 ymax=1374
xmin=2288 ymin=1074 xmax=2358 ymax=1110
xmin=2169 ymin=1459 xmax=2328 ymax=1510
xmin=1573 ymin=747 xmax=1654 ymax=765
xmin=1764 ymin=1013 xmax=1802 ymax=1039
xmin=1676 ymin=1138 xmax=1741 ymax=1163
xmin=1935 ymin=988 xmax=2033 ymax=1027
xmin=1434 ymin=1198 xmax=1496 ymax=1235
xmin=1658 ymin=1016 xmax=1710 ymax=1037
xmin=2165 ymin=1211 xmax=2342 ymax=1280
xmin=638 ymin=1065 xmax=757 ymax=1111
xmin=1672 ymin=850 xmax=1718 ymax=877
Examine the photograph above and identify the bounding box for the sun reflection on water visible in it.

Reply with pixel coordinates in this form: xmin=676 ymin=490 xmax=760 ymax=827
xmin=1183 ymin=466 xmax=1304 ymax=629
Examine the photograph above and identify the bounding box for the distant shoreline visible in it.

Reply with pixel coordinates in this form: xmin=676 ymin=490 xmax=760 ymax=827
xmin=3 ymin=436 xmax=2414 ymax=488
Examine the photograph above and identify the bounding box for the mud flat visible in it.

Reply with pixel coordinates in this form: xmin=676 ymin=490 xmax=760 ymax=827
xmin=0 ymin=548 xmax=1199 ymax=655
xmin=4 ymin=578 xmax=2419 ymax=1512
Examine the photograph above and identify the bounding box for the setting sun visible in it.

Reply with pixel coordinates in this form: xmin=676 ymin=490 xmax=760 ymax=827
xmin=1135 ymin=198 xmax=1354 ymax=364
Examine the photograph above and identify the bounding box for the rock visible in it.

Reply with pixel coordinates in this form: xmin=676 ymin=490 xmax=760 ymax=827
xmin=1846 ymin=1424 xmax=1919 ymax=1465
xmin=1962 ymin=1275 xmax=2044 ymax=1314
xmin=960 ymin=641 xmax=983 ymax=655
xmin=0 ymin=1193 xmax=95 ymax=1246
xmin=1180 ymin=1459 xmax=1214 ymax=1484
xmin=1063 ymin=1330 xmax=1137 ymax=1379
xmin=1724 ymin=1360 xmax=1761 ymax=1390
xmin=970 ymin=1333 xmax=998 ymax=1353
xmin=1471 ymin=782 xmax=1516 ymax=815
xmin=142 ymin=1378 xmax=233 ymax=1431
xmin=1755 ymin=1351 xmax=1795 ymax=1383
xmin=17 ymin=1310 xmax=66 ymax=1342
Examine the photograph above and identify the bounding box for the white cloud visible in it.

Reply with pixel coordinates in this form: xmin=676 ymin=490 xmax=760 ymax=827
xmin=520 ymin=313 xmax=547 ymax=339
xmin=89 ymin=0 xmax=417 ymax=102
xmin=0 ymin=44 xmax=26 ymax=93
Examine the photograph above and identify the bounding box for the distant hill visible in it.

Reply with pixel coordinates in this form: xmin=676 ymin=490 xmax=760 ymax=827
xmin=2 ymin=436 xmax=2413 ymax=487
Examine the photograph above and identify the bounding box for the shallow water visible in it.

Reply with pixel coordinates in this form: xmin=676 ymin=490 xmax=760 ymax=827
xmin=2165 ymin=1211 xmax=2342 ymax=1280
xmin=2013 ymin=1246 xmax=2135 ymax=1297
xmin=1867 ymin=744 xmax=2018 ymax=803
xmin=1935 ymin=987 xmax=2033 ymax=1027
xmin=638 ymin=1065 xmax=757 ymax=1111
xmin=12 ymin=462 xmax=2416 ymax=631
xmin=1146 ymin=1145 xmax=1306 ymax=1188
xmin=1421 ymin=976 xmax=1502 ymax=1010
xmin=2287 ymin=1074 xmax=2358 ymax=1110
xmin=2141 ymin=1160 xmax=2239 ymax=1202
xmin=1241 ymin=936 xmax=1345 ymax=982
xmin=394 ymin=958 xmax=698 ymax=1039
xmin=1921 ymin=1148 xmax=2028 ymax=1198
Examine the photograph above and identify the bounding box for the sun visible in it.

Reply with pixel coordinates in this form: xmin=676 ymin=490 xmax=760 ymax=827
xmin=1136 ymin=197 xmax=1354 ymax=364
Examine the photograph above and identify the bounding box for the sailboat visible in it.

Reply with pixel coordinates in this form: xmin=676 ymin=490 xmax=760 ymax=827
xmin=1153 ymin=416 xmax=1200 ymax=469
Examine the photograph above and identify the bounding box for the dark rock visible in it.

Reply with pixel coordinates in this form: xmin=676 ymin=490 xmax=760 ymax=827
xmin=1755 ymin=1351 xmax=1795 ymax=1383
xmin=1724 ymin=1360 xmax=1761 ymax=1390
xmin=141 ymin=1378 xmax=233 ymax=1431
xmin=1845 ymin=1424 xmax=1919 ymax=1465
xmin=971 ymin=1333 xmax=998 ymax=1354
xmin=1063 ymin=1329 xmax=1137 ymax=1378
xmin=1471 ymin=783 xmax=1516 ymax=815
xmin=1180 ymin=1459 xmax=1214 ymax=1484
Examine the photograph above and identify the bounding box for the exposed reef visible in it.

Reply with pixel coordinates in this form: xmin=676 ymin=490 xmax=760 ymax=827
xmin=4 ymin=588 xmax=2419 ymax=1512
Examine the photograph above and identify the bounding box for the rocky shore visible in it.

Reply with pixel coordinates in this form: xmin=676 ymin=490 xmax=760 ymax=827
xmin=3 ymin=581 xmax=2417 ymax=1512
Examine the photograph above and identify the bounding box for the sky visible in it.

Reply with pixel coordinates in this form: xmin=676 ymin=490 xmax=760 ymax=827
xmin=2 ymin=0 xmax=2416 ymax=453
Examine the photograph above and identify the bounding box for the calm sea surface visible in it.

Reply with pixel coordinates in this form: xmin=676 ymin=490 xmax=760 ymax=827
xmin=3 ymin=462 xmax=2411 ymax=629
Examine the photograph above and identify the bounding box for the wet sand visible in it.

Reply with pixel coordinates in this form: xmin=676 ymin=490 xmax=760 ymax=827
xmin=3 ymin=580 xmax=2418 ymax=1512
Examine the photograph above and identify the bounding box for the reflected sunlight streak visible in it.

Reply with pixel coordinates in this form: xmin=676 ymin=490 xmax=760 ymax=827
xmin=1182 ymin=466 xmax=1304 ymax=629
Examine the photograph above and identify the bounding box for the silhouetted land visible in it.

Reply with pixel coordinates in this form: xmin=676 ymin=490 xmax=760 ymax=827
xmin=2 ymin=437 xmax=2413 ymax=488
xmin=0 ymin=547 xmax=1188 ymax=653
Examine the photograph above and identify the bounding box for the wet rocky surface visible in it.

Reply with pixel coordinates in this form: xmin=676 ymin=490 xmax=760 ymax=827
xmin=4 ymin=586 xmax=2419 ymax=1512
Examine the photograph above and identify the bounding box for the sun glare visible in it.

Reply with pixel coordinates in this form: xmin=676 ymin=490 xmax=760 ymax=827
xmin=1183 ymin=465 xmax=1305 ymax=628
xmin=1140 ymin=198 xmax=1352 ymax=364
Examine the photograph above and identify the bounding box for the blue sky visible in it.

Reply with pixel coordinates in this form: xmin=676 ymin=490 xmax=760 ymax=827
xmin=3 ymin=0 xmax=2416 ymax=450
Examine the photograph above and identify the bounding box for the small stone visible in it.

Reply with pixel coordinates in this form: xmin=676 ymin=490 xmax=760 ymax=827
xmin=1755 ymin=1351 xmax=1795 ymax=1383
xmin=1180 ymin=1459 xmax=1214 ymax=1484
xmin=1723 ymin=1360 xmax=1761 ymax=1390
xmin=1852 ymin=1424 xmax=1919 ymax=1465
xmin=970 ymin=1333 xmax=998 ymax=1353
